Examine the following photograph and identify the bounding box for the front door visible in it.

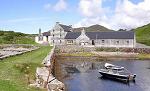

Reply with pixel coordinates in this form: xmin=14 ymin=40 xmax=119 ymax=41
xmin=46 ymin=36 xmax=48 ymax=41
xmin=92 ymin=40 xmax=95 ymax=45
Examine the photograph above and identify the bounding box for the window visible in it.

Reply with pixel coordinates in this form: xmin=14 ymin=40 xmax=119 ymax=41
xmin=46 ymin=36 xmax=48 ymax=41
xmin=127 ymin=41 xmax=129 ymax=44
xmin=116 ymin=41 xmax=119 ymax=44
xmin=102 ymin=40 xmax=105 ymax=43
xmin=67 ymin=40 xmax=73 ymax=44
xmin=38 ymin=36 xmax=43 ymax=41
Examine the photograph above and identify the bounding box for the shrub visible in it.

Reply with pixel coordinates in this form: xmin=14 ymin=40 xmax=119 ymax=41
xmin=3 ymin=35 xmax=14 ymax=41
xmin=0 ymin=31 xmax=4 ymax=36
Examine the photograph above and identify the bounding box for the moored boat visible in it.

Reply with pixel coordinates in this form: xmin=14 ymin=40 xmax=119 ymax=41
xmin=99 ymin=63 xmax=136 ymax=82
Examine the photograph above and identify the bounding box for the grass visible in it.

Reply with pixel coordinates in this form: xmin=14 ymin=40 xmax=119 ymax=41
xmin=137 ymin=54 xmax=150 ymax=60
xmin=0 ymin=45 xmax=52 ymax=91
xmin=0 ymin=30 xmax=36 ymax=44
xmin=136 ymin=37 xmax=150 ymax=46
xmin=134 ymin=23 xmax=150 ymax=46
xmin=13 ymin=37 xmax=36 ymax=44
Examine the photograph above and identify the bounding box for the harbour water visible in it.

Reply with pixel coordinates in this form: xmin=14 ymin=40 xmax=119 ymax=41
xmin=55 ymin=57 xmax=150 ymax=91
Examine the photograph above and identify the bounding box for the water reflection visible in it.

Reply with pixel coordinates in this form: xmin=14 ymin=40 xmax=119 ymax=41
xmin=57 ymin=57 xmax=150 ymax=91
xmin=64 ymin=62 xmax=103 ymax=73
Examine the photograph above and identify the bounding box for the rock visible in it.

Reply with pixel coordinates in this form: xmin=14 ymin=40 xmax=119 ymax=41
xmin=31 ymin=46 xmax=65 ymax=91
xmin=47 ymin=79 xmax=65 ymax=91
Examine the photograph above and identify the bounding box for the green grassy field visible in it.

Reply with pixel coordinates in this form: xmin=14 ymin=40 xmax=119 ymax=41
xmin=0 ymin=45 xmax=52 ymax=91
xmin=134 ymin=23 xmax=150 ymax=46
xmin=0 ymin=30 xmax=36 ymax=44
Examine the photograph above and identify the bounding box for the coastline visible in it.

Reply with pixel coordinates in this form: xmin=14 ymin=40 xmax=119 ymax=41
xmin=56 ymin=51 xmax=150 ymax=60
xmin=55 ymin=45 xmax=150 ymax=60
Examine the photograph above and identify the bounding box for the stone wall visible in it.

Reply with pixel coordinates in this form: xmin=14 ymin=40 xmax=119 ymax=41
xmin=95 ymin=47 xmax=150 ymax=54
xmin=0 ymin=44 xmax=39 ymax=60
xmin=55 ymin=45 xmax=150 ymax=54
xmin=55 ymin=45 xmax=95 ymax=53
xmin=30 ymin=46 xmax=65 ymax=91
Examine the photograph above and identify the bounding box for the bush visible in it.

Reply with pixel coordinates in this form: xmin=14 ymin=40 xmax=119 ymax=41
xmin=3 ymin=35 xmax=14 ymax=41
xmin=0 ymin=31 xmax=4 ymax=36
xmin=0 ymin=30 xmax=35 ymax=44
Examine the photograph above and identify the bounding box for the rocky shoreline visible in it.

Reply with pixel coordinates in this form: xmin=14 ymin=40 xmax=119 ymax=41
xmin=30 ymin=46 xmax=65 ymax=91
xmin=55 ymin=45 xmax=150 ymax=60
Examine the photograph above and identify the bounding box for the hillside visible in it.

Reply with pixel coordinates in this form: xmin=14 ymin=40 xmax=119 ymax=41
xmin=73 ymin=24 xmax=113 ymax=32
xmin=0 ymin=30 xmax=36 ymax=44
xmin=134 ymin=23 xmax=150 ymax=45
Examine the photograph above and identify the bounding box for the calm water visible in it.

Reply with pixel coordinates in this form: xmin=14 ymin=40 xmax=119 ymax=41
xmin=56 ymin=57 xmax=150 ymax=91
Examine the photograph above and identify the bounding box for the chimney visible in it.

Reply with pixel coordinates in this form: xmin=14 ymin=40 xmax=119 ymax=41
xmin=69 ymin=25 xmax=72 ymax=27
xmin=82 ymin=28 xmax=85 ymax=34
xmin=69 ymin=25 xmax=73 ymax=32
xmin=56 ymin=22 xmax=60 ymax=24
xmin=39 ymin=28 xmax=41 ymax=35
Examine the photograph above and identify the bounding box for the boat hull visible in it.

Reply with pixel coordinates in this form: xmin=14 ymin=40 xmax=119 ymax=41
xmin=99 ymin=72 xmax=128 ymax=79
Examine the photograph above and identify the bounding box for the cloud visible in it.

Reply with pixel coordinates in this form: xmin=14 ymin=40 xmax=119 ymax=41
xmin=110 ymin=0 xmax=150 ymax=30
xmin=44 ymin=0 xmax=67 ymax=12
xmin=54 ymin=0 xmax=67 ymax=12
xmin=75 ymin=0 xmax=150 ymax=30
xmin=74 ymin=0 xmax=110 ymax=28
xmin=78 ymin=0 xmax=103 ymax=17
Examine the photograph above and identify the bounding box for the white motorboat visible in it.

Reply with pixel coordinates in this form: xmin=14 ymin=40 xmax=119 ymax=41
xmin=99 ymin=63 xmax=136 ymax=82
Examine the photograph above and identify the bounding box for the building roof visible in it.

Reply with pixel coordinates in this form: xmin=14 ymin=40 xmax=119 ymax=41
xmin=42 ymin=31 xmax=50 ymax=36
xmin=59 ymin=24 xmax=72 ymax=32
xmin=86 ymin=31 xmax=134 ymax=39
xmin=65 ymin=31 xmax=134 ymax=39
xmin=65 ymin=32 xmax=81 ymax=39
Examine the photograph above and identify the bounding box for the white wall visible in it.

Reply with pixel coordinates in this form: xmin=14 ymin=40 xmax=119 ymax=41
xmin=64 ymin=39 xmax=135 ymax=48
xmin=35 ymin=36 xmax=50 ymax=44
xmin=50 ymin=23 xmax=68 ymax=45
xmin=35 ymin=36 xmax=43 ymax=44
xmin=94 ymin=39 xmax=135 ymax=48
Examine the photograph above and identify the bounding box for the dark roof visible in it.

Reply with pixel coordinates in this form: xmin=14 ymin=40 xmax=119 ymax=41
xmin=65 ymin=31 xmax=134 ymax=39
xmin=42 ymin=32 xmax=50 ymax=36
xmin=65 ymin=32 xmax=81 ymax=39
xmin=59 ymin=24 xmax=72 ymax=32
xmin=86 ymin=31 xmax=134 ymax=39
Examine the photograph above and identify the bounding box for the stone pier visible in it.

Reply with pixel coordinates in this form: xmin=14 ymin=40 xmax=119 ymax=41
xmin=30 ymin=46 xmax=65 ymax=91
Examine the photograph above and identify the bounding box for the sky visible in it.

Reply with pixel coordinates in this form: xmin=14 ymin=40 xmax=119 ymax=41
xmin=0 ymin=0 xmax=150 ymax=34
